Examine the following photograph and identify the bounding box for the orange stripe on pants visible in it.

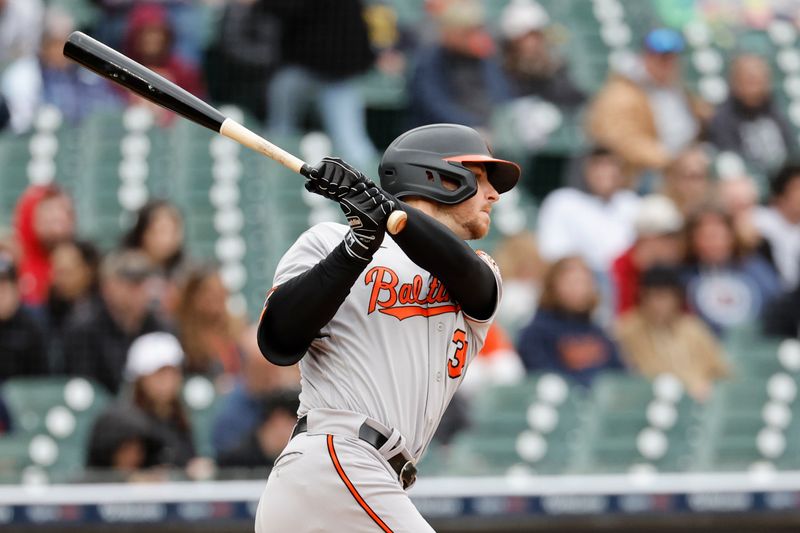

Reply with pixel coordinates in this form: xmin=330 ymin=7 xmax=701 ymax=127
xmin=327 ymin=435 xmax=394 ymax=533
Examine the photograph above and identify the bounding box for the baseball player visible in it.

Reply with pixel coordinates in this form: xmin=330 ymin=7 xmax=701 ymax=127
xmin=254 ymin=123 xmax=520 ymax=532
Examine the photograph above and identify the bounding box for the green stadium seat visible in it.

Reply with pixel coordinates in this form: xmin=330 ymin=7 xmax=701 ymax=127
xmin=1 ymin=377 xmax=110 ymax=437
xmin=416 ymin=442 xmax=448 ymax=477
xmin=568 ymin=373 xmax=700 ymax=473
xmin=0 ymin=434 xmax=33 ymax=483
xmin=446 ymin=433 xmax=521 ymax=475
xmin=183 ymin=376 xmax=222 ymax=458
xmin=690 ymin=378 xmax=772 ymax=471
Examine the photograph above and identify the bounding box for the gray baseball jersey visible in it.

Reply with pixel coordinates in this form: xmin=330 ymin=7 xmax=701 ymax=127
xmin=271 ymin=221 xmax=501 ymax=459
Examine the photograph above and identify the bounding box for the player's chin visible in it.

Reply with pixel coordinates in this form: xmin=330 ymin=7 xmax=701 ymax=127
xmin=467 ymin=217 xmax=491 ymax=240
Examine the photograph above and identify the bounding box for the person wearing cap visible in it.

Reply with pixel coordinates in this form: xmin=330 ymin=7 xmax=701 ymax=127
xmin=615 ymin=265 xmax=729 ymax=402
xmin=708 ymin=54 xmax=798 ymax=176
xmin=121 ymin=332 xmax=197 ymax=469
xmin=537 ymin=145 xmax=640 ymax=274
xmin=499 ymin=0 xmax=585 ymax=107
xmin=586 ymin=27 xmax=712 ymax=184
xmin=62 ymin=250 xmax=169 ymax=394
xmin=0 ymin=252 xmax=49 ymax=379
xmin=409 ymin=0 xmax=511 ymax=128
xmin=611 ymin=194 xmax=685 ymax=315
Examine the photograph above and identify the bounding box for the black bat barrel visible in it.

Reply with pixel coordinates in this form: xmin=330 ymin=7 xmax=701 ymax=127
xmin=63 ymin=31 xmax=226 ymax=132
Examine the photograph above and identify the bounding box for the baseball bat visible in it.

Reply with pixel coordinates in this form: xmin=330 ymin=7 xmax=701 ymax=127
xmin=62 ymin=31 xmax=407 ymax=235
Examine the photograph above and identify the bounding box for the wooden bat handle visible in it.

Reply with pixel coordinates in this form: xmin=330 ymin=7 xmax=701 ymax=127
xmin=219 ymin=118 xmax=407 ymax=235
xmin=220 ymin=118 xmax=306 ymax=174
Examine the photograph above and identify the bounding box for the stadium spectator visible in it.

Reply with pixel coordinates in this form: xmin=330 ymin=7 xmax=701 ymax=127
xmin=121 ymin=3 xmax=205 ymax=127
xmin=586 ymin=28 xmax=711 ymax=185
xmin=211 ymin=324 xmax=300 ymax=455
xmin=1 ymin=7 xmax=123 ymax=133
xmin=39 ymin=240 xmax=101 ymax=372
xmin=753 ymin=164 xmax=800 ymax=290
xmin=612 ymin=194 xmax=685 ymax=315
xmin=0 ymin=0 xmax=42 ymax=64
xmin=174 ymin=263 xmax=245 ymax=380
xmin=13 ymin=184 xmax=75 ymax=306
xmin=86 ymin=403 xmax=165 ymax=482
xmin=62 ymin=250 xmax=168 ymax=394
xmin=91 ymin=0 xmax=206 ymax=67
xmin=660 ymin=144 xmax=714 ymax=216
xmin=0 ymin=253 xmax=48 ymax=379
xmin=708 ymin=54 xmax=798 ymax=175
xmin=499 ymin=0 xmax=585 ymax=107
xmin=537 ymin=146 xmax=640 ymax=274
xmin=762 ymin=282 xmax=800 ymax=339
xmin=121 ymin=332 xmax=200 ymax=470
xmin=262 ymin=0 xmax=377 ymax=170
xmin=717 ymin=173 xmax=762 ymax=253
xmin=616 ymin=266 xmax=729 ymax=402
xmin=121 ymin=199 xmax=185 ymax=318
xmin=492 ymin=230 xmax=545 ymax=333
xmin=409 ymin=0 xmax=510 ymax=129
xmin=217 ymin=388 xmax=300 ymax=472
xmin=122 ymin=199 xmax=185 ymax=278
xmin=684 ymin=204 xmax=782 ymax=335
xmin=205 ymin=0 xmax=280 ymax=120
xmin=516 ymin=256 xmax=625 ymax=387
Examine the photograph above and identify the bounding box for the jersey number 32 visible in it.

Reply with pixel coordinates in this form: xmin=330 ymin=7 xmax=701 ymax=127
xmin=448 ymin=329 xmax=468 ymax=379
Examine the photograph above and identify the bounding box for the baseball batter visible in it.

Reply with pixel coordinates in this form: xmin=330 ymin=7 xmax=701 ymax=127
xmin=254 ymin=124 xmax=520 ymax=532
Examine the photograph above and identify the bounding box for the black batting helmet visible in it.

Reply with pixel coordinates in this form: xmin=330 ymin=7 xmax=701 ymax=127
xmin=378 ymin=124 xmax=521 ymax=205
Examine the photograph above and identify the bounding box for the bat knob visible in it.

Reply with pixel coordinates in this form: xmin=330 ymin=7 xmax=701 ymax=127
xmin=387 ymin=210 xmax=407 ymax=235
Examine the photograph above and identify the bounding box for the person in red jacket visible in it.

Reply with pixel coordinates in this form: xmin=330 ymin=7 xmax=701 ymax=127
xmin=611 ymin=194 xmax=684 ymax=315
xmin=13 ymin=184 xmax=75 ymax=306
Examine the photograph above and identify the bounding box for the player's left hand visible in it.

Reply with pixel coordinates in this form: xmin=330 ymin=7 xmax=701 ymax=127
xmin=307 ymin=157 xmax=373 ymax=200
xmin=340 ymin=181 xmax=396 ymax=262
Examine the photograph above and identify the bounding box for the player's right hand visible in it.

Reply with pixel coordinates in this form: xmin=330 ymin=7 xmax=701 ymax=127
xmin=340 ymin=181 xmax=396 ymax=262
xmin=307 ymin=157 xmax=371 ymax=200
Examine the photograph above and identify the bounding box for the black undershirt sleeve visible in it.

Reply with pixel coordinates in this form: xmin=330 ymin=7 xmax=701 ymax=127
xmin=257 ymin=241 xmax=369 ymax=366
xmin=258 ymin=205 xmax=498 ymax=366
xmin=390 ymin=204 xmax=498 ymax=321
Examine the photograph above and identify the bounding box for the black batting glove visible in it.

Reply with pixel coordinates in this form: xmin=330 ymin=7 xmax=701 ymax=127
xmin=340 ymin=181 xmax=396 ymax=262
xmin=306 ymin=157 xmax=372 ymax=200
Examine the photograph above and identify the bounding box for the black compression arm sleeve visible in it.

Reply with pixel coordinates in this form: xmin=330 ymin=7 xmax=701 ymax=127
xmin=391 ymin=204 xmax=497 ymax=320
xmin=257 ymin=242 xmax=368 ymax=366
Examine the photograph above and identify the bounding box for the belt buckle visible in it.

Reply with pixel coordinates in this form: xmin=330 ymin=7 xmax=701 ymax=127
xmin=399 ymin=460 xmax=417 ymax=490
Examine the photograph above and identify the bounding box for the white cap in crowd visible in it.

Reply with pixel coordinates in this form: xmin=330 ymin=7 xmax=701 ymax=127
xmin=500 ymin=0 xmax=550 ymax=40
xmin=634 ymin=195 xmax=684 ymax=237
xmin=124 ymin=332 xmax=184 ymax=382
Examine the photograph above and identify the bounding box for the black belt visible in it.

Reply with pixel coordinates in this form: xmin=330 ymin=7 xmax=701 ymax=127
xmin=292 ymin=415 xmax=417 ymax=489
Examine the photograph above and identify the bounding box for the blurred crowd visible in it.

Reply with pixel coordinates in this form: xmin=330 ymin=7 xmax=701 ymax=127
xmin=1 ymin=0 xmax=800 ymax=481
